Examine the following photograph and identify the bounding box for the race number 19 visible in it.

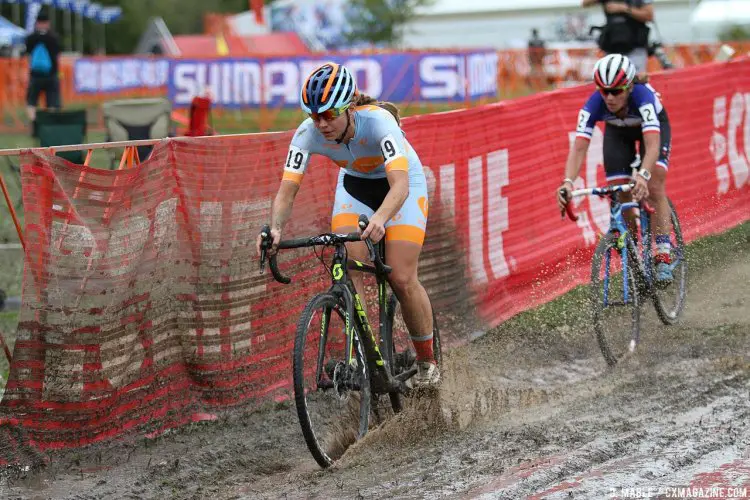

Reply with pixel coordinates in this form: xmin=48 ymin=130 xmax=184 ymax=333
xmin=284 ymin=145 xmax=309 ymax=173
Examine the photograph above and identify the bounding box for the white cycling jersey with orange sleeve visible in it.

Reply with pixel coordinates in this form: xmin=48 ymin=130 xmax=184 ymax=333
xmin=281 ymin=104 xmax=425 ymax=185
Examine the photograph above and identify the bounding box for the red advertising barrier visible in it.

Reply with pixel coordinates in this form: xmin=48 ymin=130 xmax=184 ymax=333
xmin=1 ymin=59 xmax=748 ymax=461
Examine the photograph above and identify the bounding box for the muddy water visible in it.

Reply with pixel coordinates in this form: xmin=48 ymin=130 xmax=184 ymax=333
xmin=2 ymin=243 xmax=749 ymax=499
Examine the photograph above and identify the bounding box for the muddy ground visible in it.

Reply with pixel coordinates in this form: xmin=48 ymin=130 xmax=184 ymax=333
xmin=2 ymin=230 xmax=749 ymax=499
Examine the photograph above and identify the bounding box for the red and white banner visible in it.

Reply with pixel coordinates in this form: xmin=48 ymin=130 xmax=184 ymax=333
xmin=1 ymin=58 xmax=748 ymax=461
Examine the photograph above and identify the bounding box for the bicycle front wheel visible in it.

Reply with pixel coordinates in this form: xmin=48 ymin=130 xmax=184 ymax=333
xmin=591 ymin=233 xmax=641 ymax=366
xmin=293 ymin=293 xmax=371 ymax=468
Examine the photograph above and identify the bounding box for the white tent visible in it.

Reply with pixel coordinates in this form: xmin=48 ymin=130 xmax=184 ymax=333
xmin=690 ymin=0 xmax=750 ymax=25
xmin=0 ymin=15 xmax=25 ymax=47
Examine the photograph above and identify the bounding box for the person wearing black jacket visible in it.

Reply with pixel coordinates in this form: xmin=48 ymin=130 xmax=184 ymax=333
xmin=24 ymin=9 xmax=62 ymax=123
xmin=582 ymin=0 xmax=654 ymax=73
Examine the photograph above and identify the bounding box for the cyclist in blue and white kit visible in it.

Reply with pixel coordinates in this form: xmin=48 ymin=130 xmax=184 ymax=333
xmin=256 ymin=62 xmax=439 ymax=387
xmin=557 ymin=54 xmax=674 ymax=283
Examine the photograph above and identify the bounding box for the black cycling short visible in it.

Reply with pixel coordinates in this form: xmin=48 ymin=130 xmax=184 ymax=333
xmin=26 ymin=76 xmax=61 ymax=109
xmin=603 ymin=109 xmax=672 ymax=181
xmin=343 ymin=173 xmax=390 ymax=211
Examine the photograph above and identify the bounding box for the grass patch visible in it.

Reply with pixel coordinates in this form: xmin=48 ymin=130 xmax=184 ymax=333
xmin=0 ymin=311 xmax=18 ymax=390
xmin=486 ymin=221 xmax=750 ymax=336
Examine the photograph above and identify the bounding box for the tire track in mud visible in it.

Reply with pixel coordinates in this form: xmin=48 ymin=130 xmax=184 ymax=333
xmin=3 ymin=229 xmax=749 ymax=499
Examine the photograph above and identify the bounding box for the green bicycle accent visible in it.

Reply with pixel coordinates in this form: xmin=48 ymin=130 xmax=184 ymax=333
xmin=332 ymin=263 xmax=344 ymax=280
xmin=353 ymin=293 xmax=384 ymax=366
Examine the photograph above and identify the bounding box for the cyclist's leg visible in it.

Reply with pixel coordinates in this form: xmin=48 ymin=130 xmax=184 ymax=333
xmin=383 ymin=178 xmax=435 ymax=366
xmin=645 ymin=119 xmax=673 ymax=271
xmin=331 ymin=172 xmax=375 ymax=300
xmin=603 ymin=124 xmax=639 ymax=234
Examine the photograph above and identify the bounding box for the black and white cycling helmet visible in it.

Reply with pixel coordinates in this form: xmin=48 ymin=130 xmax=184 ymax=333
xmin=593 ymin=54 xmax=637 ymax=89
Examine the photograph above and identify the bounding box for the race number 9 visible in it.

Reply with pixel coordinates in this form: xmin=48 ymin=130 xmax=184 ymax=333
xmin=380 ymin=134 xmax=400 ymax=164
xmin=284 ymin=145 xmax=309 ymax=173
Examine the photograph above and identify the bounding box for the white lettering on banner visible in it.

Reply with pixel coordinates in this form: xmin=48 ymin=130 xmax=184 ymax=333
xmin=467 ymin=149 xmax=511 ymax=284
xmin=467 ymin=52 xmax=499 ymax=97
xmin=101 ymin=60 xmax=123 ymax=92
xmin=728 ymin=93 xmax=750 ymax=188
xmin=174 ymin=59 xmax=382 ymax=107
xmin=141 ymin=60 xmax=170 ymax=88
xmin=75 ymin=59 xmax=98 ymax=92
xmin=420 ymin=55 xmax=465 ymax=100
xmin=265 ymin=61 xmax=299 ymax=104
xmin=439 ymin=164 xmax=456 ymax=217
xmin=174 ymin=63 xmax=201 ymax=105
xmin=468 ymin=156 xmax=486 ymax=283
xmin=712 ymin=93 xmax=750 ymax=193
xmin=423 ymin=165 xmax=437 ymax=200
xmin=347 ymin=59 xmax=383 ymax=98
xmin=121 ymin=59 xmax=142 ymax=88
xmin=486 ymin=150 xmax=510 ymax=278
xmin=234 ymin=62 xmax=262 ymax=105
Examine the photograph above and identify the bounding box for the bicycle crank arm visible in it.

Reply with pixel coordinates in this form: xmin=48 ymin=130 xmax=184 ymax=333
xmin=394 ymin=367 xmax=418 ymax=382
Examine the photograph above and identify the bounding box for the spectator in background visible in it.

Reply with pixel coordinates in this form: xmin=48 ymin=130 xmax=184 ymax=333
xmin=24 ymin=9 xmax=61 ymax=124
xmin=582 ymin=0 xmax=654 ymax=73
xmin=528 ymin=28 xmax=547 ymax=90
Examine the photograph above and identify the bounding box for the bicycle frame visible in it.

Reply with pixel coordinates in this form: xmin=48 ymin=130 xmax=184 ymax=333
xmin=565 ymin=184 xmax=653 ymax=305
xmin=326 ymin=243 xmax=389 ymax=378
xmin=259 ymin=221 xmax=407 ymax=394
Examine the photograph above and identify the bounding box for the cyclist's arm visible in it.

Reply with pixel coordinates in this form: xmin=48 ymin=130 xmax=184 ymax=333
xmin=565 ymin=99 xmax=600 ymax=183
xmin=636 ymin=86 xmax=662 ymax=176
xmin=374 ymin=170 xmax=409 ymax=224
xmin=640 ymin=132 xmax=660 ymax=176
xmin=372 ymin=118 xmax=411 ymax=223
xmin=270 ymin=181 xmax=300 ymax=233
xmin=564 ymin=137 xmax=590 ymax=182
xmin=272 ymin=124 xmax=314 ymax=231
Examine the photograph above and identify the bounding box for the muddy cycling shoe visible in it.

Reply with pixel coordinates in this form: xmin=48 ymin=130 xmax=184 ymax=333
xmin=406 ymin=361 xmax=441 ymax=389
xmin=656 ymin=262 xmax=674 ymax=286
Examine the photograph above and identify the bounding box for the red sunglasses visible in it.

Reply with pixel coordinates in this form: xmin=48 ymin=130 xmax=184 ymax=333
xmin=309 ymin=104 xmax=350 ymax=122
xmin=598 ymin=85 xmax=630 ymax=96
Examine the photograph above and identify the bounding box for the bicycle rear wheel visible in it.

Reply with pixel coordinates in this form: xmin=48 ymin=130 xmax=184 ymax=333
xmin=293 ymin=293 xmax=371 ymax=468
xmin=591 ymin=233 xmax=641 ymax=366
xmin=651 ymin=198 xmax=688 ymax=325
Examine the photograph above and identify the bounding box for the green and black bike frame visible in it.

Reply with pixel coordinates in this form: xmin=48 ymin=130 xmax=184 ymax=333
xmin=322 ymin=242 xmax=398 ymax=392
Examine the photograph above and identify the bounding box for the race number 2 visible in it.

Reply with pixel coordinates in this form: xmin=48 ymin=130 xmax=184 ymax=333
xmin=639 ymin=103 xmax=659 ymax=127
xmin=283 ymin=145 xmax=310 ymax=174
xmin=576 ymin=110 xmax=592 ymax=134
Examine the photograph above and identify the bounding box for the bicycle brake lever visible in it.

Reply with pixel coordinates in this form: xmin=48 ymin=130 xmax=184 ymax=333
xmin=259 ymin=224 xmax=270 ymax=274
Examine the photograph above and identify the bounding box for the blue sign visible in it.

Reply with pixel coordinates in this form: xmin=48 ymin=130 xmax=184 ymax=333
xmin=74 ymin=58 xmax=170 ymax=93
xmin=167 ymin=51 xmax=498 ymax=109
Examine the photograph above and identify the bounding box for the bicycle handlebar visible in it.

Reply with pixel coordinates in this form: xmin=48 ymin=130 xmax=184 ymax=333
xmin=259 ymin=216 xmax=392 ymax=284
xmin=561 ymin=183 xmax=655 ymax=222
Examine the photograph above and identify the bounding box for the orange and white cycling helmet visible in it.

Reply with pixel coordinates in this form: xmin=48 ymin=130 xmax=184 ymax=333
xmin=300 ymin=62 xmax=357 ymax=115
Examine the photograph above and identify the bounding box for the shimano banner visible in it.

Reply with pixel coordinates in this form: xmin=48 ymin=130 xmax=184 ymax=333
xmin=167 ymin=52 xmax=498 ymax=108
xmin=72 ymin=51 xmax=498 ymax=106
xmin=74 ymin=58 xmax=170 ymax=93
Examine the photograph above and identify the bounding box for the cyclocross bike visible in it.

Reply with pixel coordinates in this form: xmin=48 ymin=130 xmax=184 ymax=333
xmin=259 ymin=215 xmax=442 ymax=468
xmin=562 ymin=183 xmax=687 ymax=366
